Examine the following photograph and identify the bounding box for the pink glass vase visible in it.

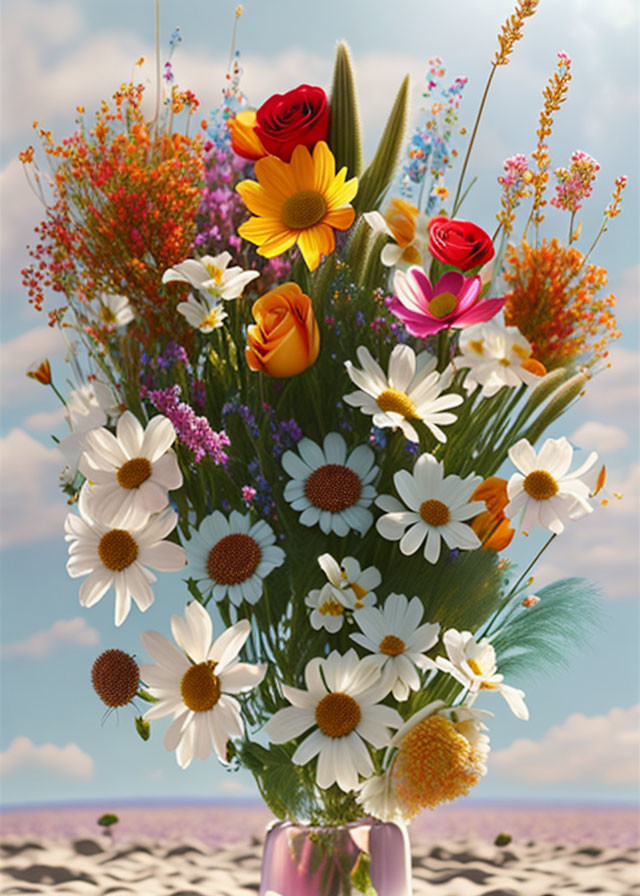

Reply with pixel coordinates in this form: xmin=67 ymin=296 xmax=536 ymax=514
xmin=258 ymin=818 xmax=412 ymax=896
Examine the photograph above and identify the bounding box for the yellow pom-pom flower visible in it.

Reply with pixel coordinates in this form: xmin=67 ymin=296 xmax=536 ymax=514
xmin=390 ymin=702 xmax=490 ymax=816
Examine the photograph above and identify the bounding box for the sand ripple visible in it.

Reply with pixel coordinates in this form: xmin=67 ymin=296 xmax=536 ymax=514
xmin=1 ymin=836 xmax=638 ymax=896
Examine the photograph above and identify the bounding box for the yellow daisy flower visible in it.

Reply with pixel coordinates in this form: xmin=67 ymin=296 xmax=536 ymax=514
xmin=236 ymin=141 xmax=358 ymax=271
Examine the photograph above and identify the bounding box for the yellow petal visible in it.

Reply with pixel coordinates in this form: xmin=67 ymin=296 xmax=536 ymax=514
xmin=238 ymin=216 xmax=284 ymax=246
xmin=312 ymin=141 xmax=336 ymax=194
xmin=289 ymin=143 xmax=315 ymax=192
xmin=254 ymin=155 xmax=297 ymax=199
xmin=257 ymin=230 xmax=298 ymax=258
xmin=326 ymin=173 xmax=358 ymax=209
xmin=236 ymin=180 xmax=283 ymax=217
xmin=298 ymin=224 xmax=335 ymax=271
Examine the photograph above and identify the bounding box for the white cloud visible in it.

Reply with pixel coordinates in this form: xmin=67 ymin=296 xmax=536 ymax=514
xmin=491 ymin=704 xmax=640 ymax=785
xmin=0 ymin=326 xmax=67 ymax=407
xmin=1 ymin=617 xmax=99 ymax=659
xmin=216 ymin=777 xmax=253 ymax=794
xmin=24 ymin=406 xmax=67 ymax=431
xmin=0 ymin=736 xmax=94 ymax=779
xmin=0 ymin=428 xmax=67 ymax=548
xmin=533 ymin=463 xmax=640 ymax=599
xmin=581 ymin=346 xmax=640 ymax=417
xmin=571 ymin=421 xmax=629 ymax=454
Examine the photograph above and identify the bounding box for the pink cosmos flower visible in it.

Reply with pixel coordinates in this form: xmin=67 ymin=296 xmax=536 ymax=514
xmin=389 ymin=268 xmax=506 ymax=337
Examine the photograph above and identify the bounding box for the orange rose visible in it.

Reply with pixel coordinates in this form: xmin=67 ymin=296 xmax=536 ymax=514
xmin=245 ymin=283 xmax=320 ymax=377
xmin=228 ymin=109 xmax=268 ymax=161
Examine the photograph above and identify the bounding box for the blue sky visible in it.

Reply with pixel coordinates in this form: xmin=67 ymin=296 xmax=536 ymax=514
xmin=0 ymin=0 xmax=638 ymax=807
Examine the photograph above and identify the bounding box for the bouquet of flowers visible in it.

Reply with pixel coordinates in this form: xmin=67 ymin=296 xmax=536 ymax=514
xmin=22 ymin=1 xmax=626 ymax=892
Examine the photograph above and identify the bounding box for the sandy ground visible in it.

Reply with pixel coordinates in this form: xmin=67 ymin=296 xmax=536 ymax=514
xmin=1 ymin=805 xmax=638 ymax=895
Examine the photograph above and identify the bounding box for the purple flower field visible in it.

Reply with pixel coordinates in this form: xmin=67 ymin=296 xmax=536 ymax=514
xmin=1 ymin=802 xmax=638 ymax=848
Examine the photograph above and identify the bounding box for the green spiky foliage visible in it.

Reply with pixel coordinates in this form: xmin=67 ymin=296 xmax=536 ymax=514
xmin=354 ymin=74 xmax=410 ymax=213
xmin=489 ymin=578 xmax=602 ymax=680
xmin=328 ymin=42 xmax=362 ymax=178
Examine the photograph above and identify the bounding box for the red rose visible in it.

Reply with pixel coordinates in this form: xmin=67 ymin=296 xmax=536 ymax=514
xmin=254 ymin=84 xmax=329 ymax=162
xmin=428 ymin=216 xmax=495 ymax=272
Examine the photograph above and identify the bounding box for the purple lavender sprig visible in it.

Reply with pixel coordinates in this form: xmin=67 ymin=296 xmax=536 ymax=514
xmin=142 ymin=385 xmax=229 ymax=464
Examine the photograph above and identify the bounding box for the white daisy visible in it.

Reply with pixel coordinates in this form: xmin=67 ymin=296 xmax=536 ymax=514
xmin=140 ymin=600 xmax=266 ymax=769
xmin=354 ymin=769 xmax=407 ymax=823
xmin=351 ymin=593 xmax=440 ymax=701
xmin=94 ymin=293 xmax=134 ymax=329
xmin=282 ymin=433 xmax=378 ymax=536
xmin=162 ymin=251 xmax=259 ymax=301
xmin=58 ymin=380 xmax=119 ymax=481
xmin=317 ymin=553 xmax=380 ymax=610
xmin=376 ymin=453 xmax=484 ymax=564
xmin=305 ymin=582 xmax=351 ymax=633
xmin=505 ymin=436 xmax=598 ymax=535
xmin=434 ymin=629 xmax=529 ymax=720
xmin=79 ymin=411 xmax=182 ymax=528
xmin=456 ymin=322 xmax=546 ymax=397
xmin=264 ymin=649 xmax=402 ymax=793
xmin=65 ymin=488 xmax=186 ymax=626
xmin=176 ymin=294 xmax=228 ymax=334
xmin=185 ymin=510 xmax=285 ymax=606
xmin=344 ymin=345 xmax=462 ymax=443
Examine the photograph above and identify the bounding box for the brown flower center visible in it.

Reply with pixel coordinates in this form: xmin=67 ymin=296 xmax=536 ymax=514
xmin=98 ymin=530 xmax=138 ymax=571
xmin=281 ymin=189 xmax=327 ymax=230
xmin=181 ymin=661 xmax=221 ymax=712
xmin=379 ymin=634 xmax=406 ymax=656
xmin=427 ymin=291 xmax=458 ymax=319
xmin=116 ymin=457 xmax=152 ymax=490
xmin=419 ymin=499 xmax=450 ymax=526
xmin=304 ymin=464 xmax=362 ymax=512
xmin=207 ymin=533 xmax=262 ymax=585
xmin=319 ymin=599 xmax=344 ymax=616
xmin=523 ymin=470 xmax=558 ymax=501
xmin=315 ymin=692 xmax=361 ymax=738
xmin=376 ymin=388 xmax=417 ymax=419
xmin=91 ymin=649 xmax=139 ymax=708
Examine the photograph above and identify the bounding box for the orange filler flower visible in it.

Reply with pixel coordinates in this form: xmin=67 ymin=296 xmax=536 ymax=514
xmin=26 ymin=358 xmax=51 ymax=386
xmin=236 ymin=141 xmax=357 ymax=271
xmin=471 ymin=477 xmax=515 ymax=551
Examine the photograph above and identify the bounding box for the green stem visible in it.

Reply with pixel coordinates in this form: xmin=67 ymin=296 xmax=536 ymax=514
xmin=452 ymin=65 xmax=497 ymax=217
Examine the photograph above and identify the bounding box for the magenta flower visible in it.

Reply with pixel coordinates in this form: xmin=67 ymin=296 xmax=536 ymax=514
xmin=389 ymin=268 xmax=506 ymax=337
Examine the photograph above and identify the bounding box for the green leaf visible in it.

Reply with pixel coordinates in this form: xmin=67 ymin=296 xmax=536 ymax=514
xmin=135 ymin=689 xmax=158 ymax=704
xmin=328 ymin=42 xmax=362 ymax=178
xmin=134 ymin=716 xmax=150 ymax=740
xmin=351 ymin=851 xmax=378 ymax=896
xmin=97 ymin=813 xmax=118 ymax=828
xmin=354 ymin=74 xmax=410 ymax=213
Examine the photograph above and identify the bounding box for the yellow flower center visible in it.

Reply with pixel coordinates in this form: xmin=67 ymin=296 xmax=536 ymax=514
xmin=419 ymin=499 xmax=450 ymax=526
xmin=116 ymin=457 xmax=152 ymax=490
xmin=319 ymin=600 xmax=344 ymax=616
xmin=468 ymin=340 xmax=484 ymax=354
xmin=281 ymin=190 xmax=327 ymax=230
xmin=379 ymin=634 xmax=405 ymax=656
xmin=427 ymin=291 xmax=458 ymax=319
xmin=498 ymin=357 xmax=511 ymax=367
xmin=512 ymin=343 xmax=530 ymax=361
xmin=200 ymin=307 xmax=226 ymax=330
xmin=180 ymin=660 xmax=220 ymax=712
xmin=350 ymin=582 xmax=368 ymax=604
xmin=376 ymin=388 xmax=417 ymax=419
xmin=205 ymin=264 xmax=224 ymax=285
xmin=100 ymin=305 xmax=117 ymax=324
xmin=523 ymin=470 xmax=559 ymax=501
xmin=315 ymin=692 xmax=361 ymax=738
xmin=98 ymin=529 xmax=138 ymax=572
xmin=467 ymin=658 xmax=484 ymax=676
xmin=207 ymin=533 xmax=262 ymax=585
xmin=304 ymin=464 xmax=362 ymax=513
xmin=402 ymin=245 xmax=422 ymax=265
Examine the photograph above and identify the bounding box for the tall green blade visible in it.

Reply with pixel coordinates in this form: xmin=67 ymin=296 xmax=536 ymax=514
xmin=354 ymin=74 xmax=410 ymax=213
xmin=328 ymin=41 xmax=362 ymax=178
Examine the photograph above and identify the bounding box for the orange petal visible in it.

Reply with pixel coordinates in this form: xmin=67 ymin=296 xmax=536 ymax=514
xmin=254 ymin=154 xmax=297 ymax=199
xmin=323 ymin=205 xmax=356 ymax=232
xmin=312 ymin=141 xmax=336 ymax=194
xmin=257 ymin=230 xmax=298 ymax=258
xmin=298 ymin=224 xmax=335 ymax=271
